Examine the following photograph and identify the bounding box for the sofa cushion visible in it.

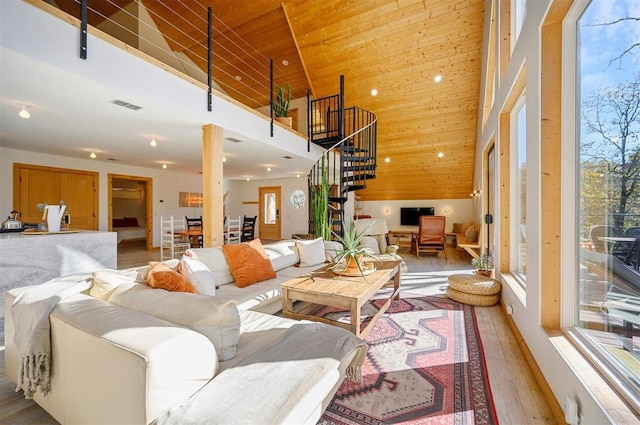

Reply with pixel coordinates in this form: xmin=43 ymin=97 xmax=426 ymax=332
xmin=324 ymin=240 xmax=343 ymax=262
xmin=90 ymin=268 xmax=140 ymax=300
xmin=263 ymin=240 xmax=299 ymax=271
xmin=109 ymin=282 xmax=241 ymax=361
xmin=360 ymin=236 xmax=381 ymax=255
xmin=178 ymin=257 xmax=216 ymax=296
xmin=464 ymin=225 xmax=478 ymax=243
xmin=147 ymin=262 xmax=197 ymax=293
xmin=296 ymin=237 xmax=326 ymax=267
xmin=222 ymin=239 xmax=276 ymax=288
xmin=185 ymin=247 xmax=234 ymax=286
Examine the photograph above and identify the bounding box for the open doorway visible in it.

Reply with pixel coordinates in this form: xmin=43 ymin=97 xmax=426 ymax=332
xmin=108 ymin=174 xmax=153 ymax=251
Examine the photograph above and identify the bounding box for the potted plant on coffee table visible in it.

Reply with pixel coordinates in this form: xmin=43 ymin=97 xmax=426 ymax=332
xmin=272 ymin=83 xmax=292 ymax=127
xmin=471 ymin=254 xmax=494 ymax=277
xmin=329 ymin=220 xmax=374 ymax=276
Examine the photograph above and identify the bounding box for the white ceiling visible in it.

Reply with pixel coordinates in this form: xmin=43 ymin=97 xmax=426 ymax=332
xmin=0 ymin=1 xmax=321 ymax=181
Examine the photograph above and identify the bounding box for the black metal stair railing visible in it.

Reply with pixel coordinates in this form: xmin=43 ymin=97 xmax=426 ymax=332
xmin=308 ymin=99 xmax=377 ymax=238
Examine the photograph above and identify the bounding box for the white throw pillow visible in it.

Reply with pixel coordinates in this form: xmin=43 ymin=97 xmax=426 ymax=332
xmin=109 ymin=282 xmax=240 ymax=361
xmin=184 ymin=247 xmax=234 ymax=286
xmin=90 ymin=269 xmax=139 ymax=300
xmin=296 ymin=237 xmax=326 ymax=267
xmin=179 ymin=257 xmax=216 ymax=296
xmin=360 ymin=236 xmax=381 ymax=255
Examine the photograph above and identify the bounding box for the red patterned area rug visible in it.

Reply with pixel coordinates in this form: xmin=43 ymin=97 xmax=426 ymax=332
xmin=317 ymin=293 xmax=498 ymax=425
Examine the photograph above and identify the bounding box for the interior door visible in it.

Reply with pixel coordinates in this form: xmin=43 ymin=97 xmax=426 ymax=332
xmin=258 ymin=186 xmax=281 ymax=241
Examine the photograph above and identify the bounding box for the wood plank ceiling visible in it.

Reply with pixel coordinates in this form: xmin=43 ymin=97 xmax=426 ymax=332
xmin=64 ymin=0 xmax=485 ymax=200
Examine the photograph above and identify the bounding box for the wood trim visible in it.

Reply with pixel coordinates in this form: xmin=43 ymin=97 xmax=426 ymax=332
xmin=108 ymin=173 xmax=153 ymax=251
xmin=500 ymin=302 xmax=566 ymax=424
xmin=540 ymin=3 xmax=571 ymax=329
xmin=498 ymin=64 xmax=526 ymax=274
xmin=499 ymin=0 xmax=511 ymax=79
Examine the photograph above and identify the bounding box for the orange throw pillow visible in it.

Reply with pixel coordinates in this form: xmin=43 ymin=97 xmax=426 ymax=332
xmin=221 ymin=238 xmax=276 ymax=288
xmin=147 ymin=261 xmax=197 ymax=293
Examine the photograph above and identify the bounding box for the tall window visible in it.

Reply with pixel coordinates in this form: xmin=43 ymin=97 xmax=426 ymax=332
xmin=514 ymin=0 xmax=527 ymax=41
xmin=576 ymin=0 xmax=640 ymax=406
xmin=513 ymin=95 xmax=527 ymax=282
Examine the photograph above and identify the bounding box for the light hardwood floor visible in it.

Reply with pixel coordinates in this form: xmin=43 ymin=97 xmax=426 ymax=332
xmin=0 ymin=242 xmax=559 ymax=424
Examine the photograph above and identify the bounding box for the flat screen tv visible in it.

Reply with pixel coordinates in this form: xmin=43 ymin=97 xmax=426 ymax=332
xmin=400 ymin=207 xmax=435 ymax=226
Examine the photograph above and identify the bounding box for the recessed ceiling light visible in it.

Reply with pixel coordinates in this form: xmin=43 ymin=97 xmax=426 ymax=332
xmin=267 ymin=167 xmax=271 ymax=172
xmin=150 ymin=137 xmax=157 ymax=147
xmin=90 ymin=152 xmax=96 ymax=159
xmin=371 ymin=88 xmax=378 ymax=96
xmin=222 ymin=156 xmax=227 ymax=162
xmin=434 ymin=74 xmax=443 ymax=83
xmin=246 ymin=177 xmax=251 ymax=181
xmin=162 ymin=163 xmax=167 ymax=169
xmin=437 ymin=152 xmax=444 ymax=158
xmin=235 ymin=75 xmax=242 ymax=81
xmin=282 ymin=60 xmax=289 ymax=66
xmin=384 ymin=157 xmax=391 ymax=163
xmin=18 ymin=104 xmax=31 ymax=119
xmin=296 ymin=174 xmax=300 ymax=178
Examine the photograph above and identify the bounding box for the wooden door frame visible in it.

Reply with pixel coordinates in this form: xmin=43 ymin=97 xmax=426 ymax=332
xmin=258 ymin=185 xmax=281 ymax=240
xmin=108 ymin=174 xmax=153 ymax=251
xmin=13 ymin=163 xmax=99 ymax=229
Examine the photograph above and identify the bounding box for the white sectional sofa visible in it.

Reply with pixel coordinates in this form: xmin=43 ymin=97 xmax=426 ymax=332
xmin=4 ymin=238 xmax=366 ymax=425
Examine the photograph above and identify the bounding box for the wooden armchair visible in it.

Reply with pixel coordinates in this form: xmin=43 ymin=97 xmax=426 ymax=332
xmin=413 ymin=215 xmax=447 ymax=259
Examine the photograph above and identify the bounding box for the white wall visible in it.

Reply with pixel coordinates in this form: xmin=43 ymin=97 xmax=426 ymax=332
xmin=360 ymin=199 xmax=475 ymax=232
xmin=1 ymin=147 xmax=206 ymax=246
xmin=226 ymin=177 xmax=309 ymax=239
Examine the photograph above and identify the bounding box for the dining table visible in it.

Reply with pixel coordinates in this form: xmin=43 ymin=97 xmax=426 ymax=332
xmin=597 ymin=236 xmax=636 ymax=255
xmin=174 ymin=225 xmax=251 ymax=245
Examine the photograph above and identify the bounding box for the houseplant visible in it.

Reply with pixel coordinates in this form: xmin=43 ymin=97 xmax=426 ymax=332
xmin=310 ymin=155 xmax=331 ymax=240
xmin=471 ymin=254 xmax=494 ymax=277
xmin=272 ymin=83 xmax=292 ymax=127
xmin=329 ymin=220 xmax=374 ymax=276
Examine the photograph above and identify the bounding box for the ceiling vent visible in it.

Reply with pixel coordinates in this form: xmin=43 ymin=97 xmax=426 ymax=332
xmin=225 ymin=137 xmax=243 ymax=143
xmin=107 ymin=157 xmax=121 ymax=161
xmin=111 ymin=99 xmax=142 ymax=111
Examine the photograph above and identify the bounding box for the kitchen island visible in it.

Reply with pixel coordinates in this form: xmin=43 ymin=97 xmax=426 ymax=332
xmin=0 ymin=230 xmax=117 ymax=345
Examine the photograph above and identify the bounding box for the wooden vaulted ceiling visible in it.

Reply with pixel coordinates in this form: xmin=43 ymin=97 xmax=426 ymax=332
xmin=59 ymin=0 xmax=485 ymax=200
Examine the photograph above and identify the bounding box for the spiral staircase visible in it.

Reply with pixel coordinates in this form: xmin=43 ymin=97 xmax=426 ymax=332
xmin=307 ymin=76 xmax=378 ymax=237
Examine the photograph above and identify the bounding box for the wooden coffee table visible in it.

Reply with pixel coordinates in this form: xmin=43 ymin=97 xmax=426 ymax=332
xmin=281 ymin=260 xmax=402 ymax=338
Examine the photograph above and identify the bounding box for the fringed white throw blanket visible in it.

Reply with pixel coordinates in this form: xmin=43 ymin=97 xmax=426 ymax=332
xmin=155 ymin=323 xmax=368 ymax=425
xmin=11 ymin=274 xmax=92 ymax=399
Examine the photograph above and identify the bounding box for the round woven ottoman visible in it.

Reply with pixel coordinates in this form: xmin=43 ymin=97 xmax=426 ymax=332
xmin=446 ymin=274 xmax=501 ymax=306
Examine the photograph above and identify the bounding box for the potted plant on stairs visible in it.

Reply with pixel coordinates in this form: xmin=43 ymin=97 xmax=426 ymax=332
xmin=272 ymin=83 xmax=292 ymax=127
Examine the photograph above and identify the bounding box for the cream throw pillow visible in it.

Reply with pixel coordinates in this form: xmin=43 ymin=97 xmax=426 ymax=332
xmin=179 ymin=257 xmax=216 ymax=296
xmin=109 ymin=282 xmax=240 ymax=361
xmin=296 ymin=237 xmax=326 ymax=267
xmin=464 ymin=225 xmax=478 ymax=243
xmin=90 ymin=269 xmax=139 ymax=300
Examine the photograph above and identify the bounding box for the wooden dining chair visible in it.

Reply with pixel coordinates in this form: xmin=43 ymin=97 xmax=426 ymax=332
xmin=241 ymin=215 xmax=257 ymax=242
xmin=412 ymin=215 xmax=447 ymax=259
xmin=225 ymin=216 xmax=242 ymax=244
xmin=160 ymin=216 xmax=190 ymax=260
xmin=185 ymin=216 xmax=203 ymax=248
